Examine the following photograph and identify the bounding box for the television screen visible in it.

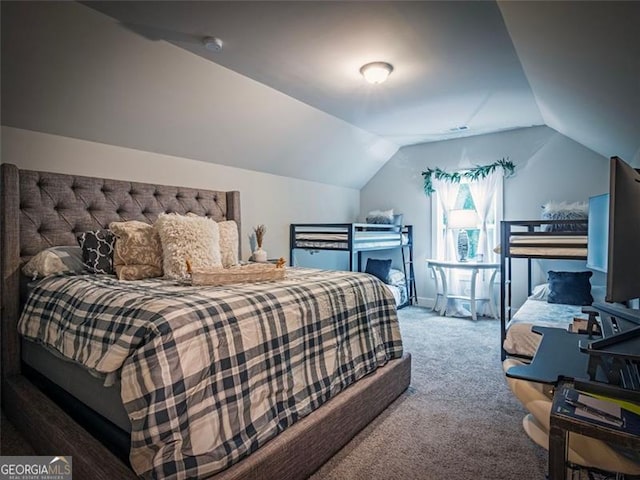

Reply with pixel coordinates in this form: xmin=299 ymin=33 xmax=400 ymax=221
xmin=606 ymin=157 xmax=640 ymax=304
xmin=586 ymin=193 xmax=609 ymax=273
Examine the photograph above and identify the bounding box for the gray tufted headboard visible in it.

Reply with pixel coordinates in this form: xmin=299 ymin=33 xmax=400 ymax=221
xmin=0 ymin=163 xmax=241 ymax=379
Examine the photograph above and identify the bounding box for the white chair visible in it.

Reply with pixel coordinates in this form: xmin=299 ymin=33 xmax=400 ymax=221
xmin=503 ymin=359 xmax=640 ymax=477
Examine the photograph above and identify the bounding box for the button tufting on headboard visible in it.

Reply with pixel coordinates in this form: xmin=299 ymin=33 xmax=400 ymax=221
xmin=14 ymin=167 xmax=239 ymax=263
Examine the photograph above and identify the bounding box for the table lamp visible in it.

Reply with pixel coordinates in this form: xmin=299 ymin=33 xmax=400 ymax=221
xmin=448 ymin=209 xmax=479 ymax=262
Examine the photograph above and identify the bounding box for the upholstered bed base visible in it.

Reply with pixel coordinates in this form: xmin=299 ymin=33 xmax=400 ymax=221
xmin=0 ymin=163 xmax=411 ymax=479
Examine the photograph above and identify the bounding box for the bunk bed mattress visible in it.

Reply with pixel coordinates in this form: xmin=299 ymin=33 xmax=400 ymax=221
xmin=503 ymin=298 xmax=587 ymax=357
xmin=294 ymin=232 xmax=409 ymax=250
xmin=18 ymin=267 xmax=403 ymax=480
xmin=508 ymin=235 xmax=588 ymax=257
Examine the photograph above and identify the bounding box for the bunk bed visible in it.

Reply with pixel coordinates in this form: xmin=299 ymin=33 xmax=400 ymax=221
xmin=500 ymin=219 xmax=590 ymax=360
xmin=290 ymin=223 xmax=417 ymax=308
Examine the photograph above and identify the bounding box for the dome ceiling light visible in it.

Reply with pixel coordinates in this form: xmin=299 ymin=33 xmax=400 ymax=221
xmin=359 ymin=62 xmax=394 ymax=84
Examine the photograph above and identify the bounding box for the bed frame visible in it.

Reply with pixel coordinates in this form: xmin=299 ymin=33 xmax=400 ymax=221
xmin=289 ymin=223 xmax=417 ymax=308
xmin=0 ymin=163 xmax=411 ymax=479
xmin=499 ymin=219 xmax=588 ymax=360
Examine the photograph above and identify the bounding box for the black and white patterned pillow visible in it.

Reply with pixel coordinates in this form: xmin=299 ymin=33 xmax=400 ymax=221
xmin=77 ymin=229 xmax=116 ymax=274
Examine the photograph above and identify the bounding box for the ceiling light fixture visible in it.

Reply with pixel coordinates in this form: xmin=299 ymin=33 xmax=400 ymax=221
xmin=359 ymin=62 xmax=394 ymax=84
xmin=203 ymin=36 xmax=223 ymax=53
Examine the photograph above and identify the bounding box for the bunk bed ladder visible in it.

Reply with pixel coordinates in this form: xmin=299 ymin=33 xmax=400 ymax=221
xmin=401 ymin=225 xmax=417 ymax=306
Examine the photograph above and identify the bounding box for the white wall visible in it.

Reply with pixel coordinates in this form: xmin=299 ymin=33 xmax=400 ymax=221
xmin=1 ymin=127 xmax=360 ymax=261
xmin=360 ymin=125 xmax=609 ymax=308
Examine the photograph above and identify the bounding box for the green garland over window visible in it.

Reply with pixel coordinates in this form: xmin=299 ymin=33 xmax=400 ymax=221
xmin=421 ymin=158 xmax=515 ymax=196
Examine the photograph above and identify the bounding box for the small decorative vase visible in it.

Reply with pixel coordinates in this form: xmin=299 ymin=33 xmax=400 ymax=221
xmin=253 ymin=247 xmax=268 ymax=263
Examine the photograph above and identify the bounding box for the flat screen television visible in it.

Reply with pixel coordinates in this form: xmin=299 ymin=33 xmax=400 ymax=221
xmin=602 ymin=156 xmax=640 ymax=304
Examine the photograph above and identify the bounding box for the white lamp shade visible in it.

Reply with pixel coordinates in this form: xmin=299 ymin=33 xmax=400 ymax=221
xmin=447 ymin=209 xmax=479 ymax=229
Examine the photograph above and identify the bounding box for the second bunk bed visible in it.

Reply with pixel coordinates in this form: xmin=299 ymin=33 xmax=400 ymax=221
xmin=290 ymin=223 xmax=417 ymax=308
xmin=500 ymin=219 xmax=590 ymax=360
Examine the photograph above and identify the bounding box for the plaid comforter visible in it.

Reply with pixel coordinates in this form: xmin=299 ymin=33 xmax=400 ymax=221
xmin=18 ymin=267 xmax=403 ymax=479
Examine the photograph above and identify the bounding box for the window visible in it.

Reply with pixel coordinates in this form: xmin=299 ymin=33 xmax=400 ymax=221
xmin=431 ymin=174 xmax=503 ymax=263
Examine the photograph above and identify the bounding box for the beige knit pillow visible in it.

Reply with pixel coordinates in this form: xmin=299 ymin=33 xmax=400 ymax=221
xmin=187 ymin=214 xmax=239 ymax=268
xmin=109 ymin=220 xmax=163 ymax=280
xmin=156 ymin=213 xmax=222 ymax=279
xmin=218 ymin=220 xmax=239 ymax=267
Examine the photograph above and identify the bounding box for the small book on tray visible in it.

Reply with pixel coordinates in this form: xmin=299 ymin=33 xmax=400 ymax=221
xmin=555 ymin=386 xmax=640 ymax=434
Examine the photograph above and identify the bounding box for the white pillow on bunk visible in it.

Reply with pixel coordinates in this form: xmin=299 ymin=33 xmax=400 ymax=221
xmin=529 ymin=283 xmax=550 ymax=301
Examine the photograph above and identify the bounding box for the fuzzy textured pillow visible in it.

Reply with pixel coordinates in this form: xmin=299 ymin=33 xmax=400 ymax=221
xmin=156 ymin=213 xmax=222 ymax=279
xmin=541 ymin=201 xmax=588 ymax=232
xmin=110 ymin=220 xmax=163 ymax=280
xmin=77 ymin=229 xmax=116 ymax=274
xmin=366 ymin=209 xmax=395 ymax=225
xmin=218 ymin=220 xmax=239 ymax=267
xmin=22 ymin=246 xmax=85 ymax=279
xmin=187 ymin=214 xmax=239 ymax=268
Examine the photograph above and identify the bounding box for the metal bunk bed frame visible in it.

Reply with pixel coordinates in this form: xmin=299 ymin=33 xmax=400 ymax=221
xmin=289 ymin=223 xmax=417 ymax=307
xmin=500 ymin=219 xmax=588 ymax=360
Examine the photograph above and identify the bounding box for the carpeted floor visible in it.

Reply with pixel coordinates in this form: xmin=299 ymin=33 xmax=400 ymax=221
xmin=311 ymin=306 xmax=547 ymax=480
xmin=1 ymin=306 xmax=548 ymax=478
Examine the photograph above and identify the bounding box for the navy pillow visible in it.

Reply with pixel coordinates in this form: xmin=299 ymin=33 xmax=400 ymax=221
xmin=547 ymin=270 xmax=593 ymax=306
xmin=77 ymin=229 xmax=116 ymax=275
xmin=365 ymin=259 xmax=392 ymax=284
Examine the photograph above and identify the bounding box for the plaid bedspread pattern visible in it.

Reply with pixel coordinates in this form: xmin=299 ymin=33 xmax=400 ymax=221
xmin=19 ymin=267 xmax=403 ymax=479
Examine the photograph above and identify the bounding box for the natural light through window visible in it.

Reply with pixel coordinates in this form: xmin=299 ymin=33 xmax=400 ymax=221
xmin=432 ymin=175 xmax=503 ymax=263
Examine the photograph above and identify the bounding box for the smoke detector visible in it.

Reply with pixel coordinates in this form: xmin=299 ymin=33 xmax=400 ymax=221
xmin=203 ymin=37 xmax=223 ymax=52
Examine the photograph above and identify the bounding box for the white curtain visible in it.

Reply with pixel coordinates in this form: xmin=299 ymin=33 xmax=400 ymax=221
xmin=433 ymin=178 xmax=469 ymax=316
xmin=468 ymin=172 xmax=499 ymax=316
xmin=433 ymin=178 xmax=458 ymax=261
xmin=468 ymin=172 xmax=499 ymax=262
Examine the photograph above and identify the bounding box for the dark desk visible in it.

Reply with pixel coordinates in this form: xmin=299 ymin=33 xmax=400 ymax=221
xmin=505 ymin=327 xmax=594 ymax=384
xmin=549 ymin=385 xmax=640 ymax=480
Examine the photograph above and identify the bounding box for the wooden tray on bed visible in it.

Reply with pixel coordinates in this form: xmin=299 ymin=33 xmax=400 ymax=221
xmin=189 ymin=259 xmax=286 ymax=286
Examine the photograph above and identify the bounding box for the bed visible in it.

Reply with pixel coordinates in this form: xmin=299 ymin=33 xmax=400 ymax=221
xmin=503 ymin=295 xmax=589 ymax=359
xmin=499 ymin=219 xmax=589 ymax=360
xmin=290 ymin=223 xmax=416 ymax=308
xmin=0 ymin=164 xmax=411 ymax=480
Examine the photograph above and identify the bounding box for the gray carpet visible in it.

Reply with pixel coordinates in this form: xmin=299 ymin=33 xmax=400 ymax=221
xmin=311 ymin=306 xmax=547 ymax=480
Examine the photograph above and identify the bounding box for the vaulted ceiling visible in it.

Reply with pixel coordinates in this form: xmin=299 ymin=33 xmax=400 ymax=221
xmin=2 ymin=1 xmax=639 ymax=188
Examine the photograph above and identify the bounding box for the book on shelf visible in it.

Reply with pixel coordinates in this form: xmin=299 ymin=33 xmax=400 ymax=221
xmin=555 ymin=386 xmax=640 ymax=434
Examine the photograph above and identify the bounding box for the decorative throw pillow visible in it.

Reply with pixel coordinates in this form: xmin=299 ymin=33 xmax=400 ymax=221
xmin=110 ymin=221 xmax=163 ymax=280
xmin=365 ymin=258 xmax=392 ymax=284
xmin=541 ymin=201 xmax=588 ymax=232
xmin=218 ymin=220 xmax=239 ymax=268
xmin=22 ymin=246 xmax=85 ymax=279
xmin=187 ymin=214 xmax=239 ymax=268
xmin=529 ymin=283 xmax=550 ymax=301
xmin=155 ymin=213 xmax=222 ymax=280
xmin=77 ymin=230 xmax=116 ymax=274
xmin=366 ymin=209 xmax=395 ymax=225
xmin=547 ymin=271 xmax=593 ymax=306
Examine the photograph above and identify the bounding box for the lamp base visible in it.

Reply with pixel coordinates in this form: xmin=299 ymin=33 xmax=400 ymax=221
xmin=457 ymin=230 xmax=469 ymax=262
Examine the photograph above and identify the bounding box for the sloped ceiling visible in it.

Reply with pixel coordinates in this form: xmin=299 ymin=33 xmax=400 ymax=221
xmin=2 ymin=1 xmax=639 ymax=187
xmin=498 ymin=1 xmax=640 ymax=165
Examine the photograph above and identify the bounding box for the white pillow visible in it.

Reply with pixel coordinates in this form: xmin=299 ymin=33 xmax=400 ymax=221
xmin=156 ymin=213 xmax=222 ymax=279
xmin=186 ymin=214 xmax=239 ymax=268
xmin=22 ymin=246 xmax=85 ymax=279
xmin=529 ymin=283 xmax=550 ymax=301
